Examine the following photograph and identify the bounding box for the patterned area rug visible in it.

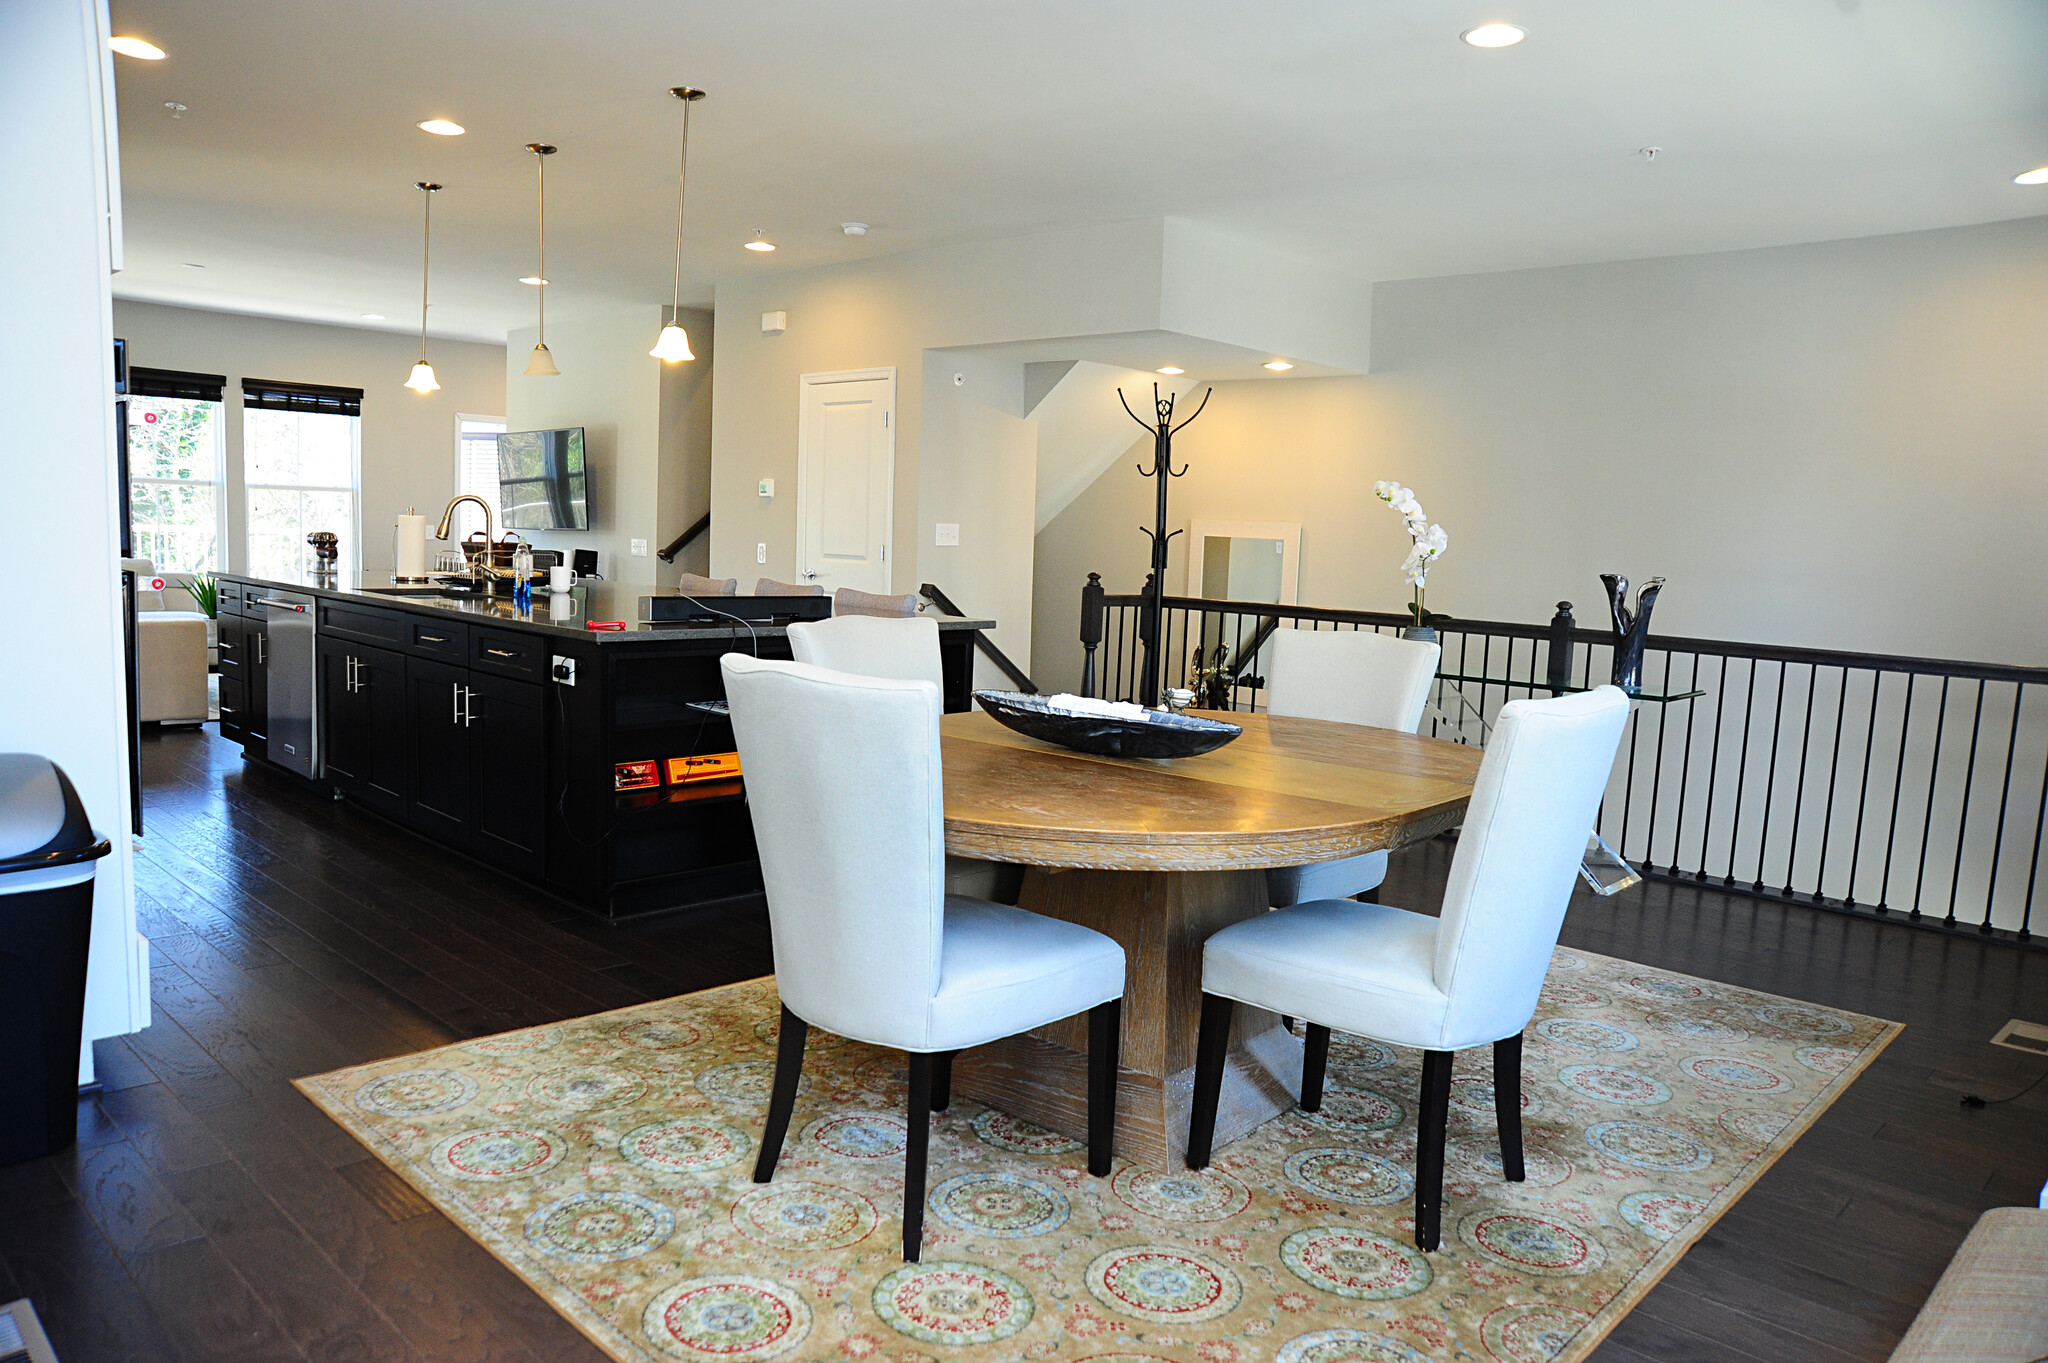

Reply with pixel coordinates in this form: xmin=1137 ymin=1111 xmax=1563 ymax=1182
xmin=296 ymin=950 xmax=1896 ymax=1363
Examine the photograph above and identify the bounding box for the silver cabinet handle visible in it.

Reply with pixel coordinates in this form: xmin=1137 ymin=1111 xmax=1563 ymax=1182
xmin=452 ymin=681 xmax=461 ymax=723
xmin=419 ymin=633 xmax=447 ymax=643
xmin=255 ymin=633 xmax=264 ymax=665
xmin=485 ymin=647 xmax=516 ymax=658
xmin=462 ymin=686 xmax=476 ymax=726
xmin=253 ymin=597 xmax=307 ymax=611
xmin=220 ymin=705 xmax=238 ymax=713
xmin=218 ymin=639 xmax=235 ymax=651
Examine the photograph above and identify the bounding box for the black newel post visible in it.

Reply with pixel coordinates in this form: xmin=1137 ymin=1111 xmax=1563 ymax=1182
xmin=1078 ymin=572 xmax=1104 ymax=699
xmin=1119 ymin=383 xmax=1211 ymax=707
xmin=1545 ymin=601 xmax=1576 ymax=695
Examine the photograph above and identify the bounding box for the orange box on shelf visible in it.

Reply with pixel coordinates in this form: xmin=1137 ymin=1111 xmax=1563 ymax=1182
xmin=666 ymin=752 xmax=742 ymax=784
xmin=614 ymin=759 xmax=661 ymax=792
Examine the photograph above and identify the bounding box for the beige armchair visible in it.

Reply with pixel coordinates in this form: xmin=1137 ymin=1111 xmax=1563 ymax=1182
xmin=126 ymin=560 xmax=211 ymax=725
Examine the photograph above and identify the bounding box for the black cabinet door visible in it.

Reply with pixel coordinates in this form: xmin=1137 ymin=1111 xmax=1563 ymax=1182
xmin=244 ymin=617 xmax=270 ymax=754
xmin=356 ymin=644 xmax=411 ymax=818
xmin=468 ymin=671 xmax=546 ymax=877
xmin=321 ymin=639 xmax=409 ymax=820
xmin=317 ymin=637 xmax=365 ymax=789
xmin=406 ymin=656 xmax=471 ymax=838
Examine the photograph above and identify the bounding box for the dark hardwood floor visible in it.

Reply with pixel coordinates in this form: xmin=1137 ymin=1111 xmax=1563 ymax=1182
xmin=2 ymin=723 xmax=2041 ymax=1362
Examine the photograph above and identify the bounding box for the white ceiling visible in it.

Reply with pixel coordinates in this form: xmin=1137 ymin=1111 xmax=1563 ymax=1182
xmin=107 ymin=0 xmax=2048 ymax=345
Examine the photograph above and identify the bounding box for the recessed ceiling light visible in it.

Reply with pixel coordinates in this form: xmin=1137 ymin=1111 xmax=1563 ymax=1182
xmin=842 ymin=222 xmax=869 ymax=236
xmin=417 ymin=119 xmax=465 ymax=136
xmin=1461 ymin=22 xmax=1525 ymax=48
xmin=744 ymin=230 xmax=776 ymax=252
xmin=1263 ymin=360 xmax=1294 ymax=371
xmin=2016 ymin=166 xmax=2048 ymax=186
xmin=362 ymin=313 xmax=385 ymax=320
xmin=109 ymin=36 xmax=165 ymax=59
xmin=180 ymin=262 xmax=204 ymax=269
xmin=1157 ymin=366 xmax=1184 ymax=375
xmin=518 ymin=276 xmax=549 ymax=285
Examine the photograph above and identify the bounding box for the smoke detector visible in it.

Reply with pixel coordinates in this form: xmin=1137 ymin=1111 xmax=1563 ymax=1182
xmin=841 ymin=222 xmax=868 ymax=237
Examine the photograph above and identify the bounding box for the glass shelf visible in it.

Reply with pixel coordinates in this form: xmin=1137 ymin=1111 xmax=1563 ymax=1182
xmin=1432 ymin=673 xmax=1705 ymax=705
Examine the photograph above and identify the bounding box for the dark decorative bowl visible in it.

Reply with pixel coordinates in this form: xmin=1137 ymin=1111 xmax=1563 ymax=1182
xmin=974 ymin=691 xmax=1242 ymax=759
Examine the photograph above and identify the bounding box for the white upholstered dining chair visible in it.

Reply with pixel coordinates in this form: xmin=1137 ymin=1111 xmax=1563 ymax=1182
xmin=787 ymin=615 xmax=1013 ymax=902
xmin=722 ymin=654 xmax=1127 ymax=1261
xmin=1187 ymin=686 xmax=1629 ymax=1251
xmin=1262 ymin=628 xmax=1441 ymax=908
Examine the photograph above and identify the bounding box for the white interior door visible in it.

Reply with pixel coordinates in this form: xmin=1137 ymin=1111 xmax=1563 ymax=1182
xmin=797 ymin=369 xmax=895 ymax=595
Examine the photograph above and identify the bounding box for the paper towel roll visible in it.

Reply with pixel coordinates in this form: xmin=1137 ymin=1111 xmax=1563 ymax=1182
xmin=394 ymin=512 xmax=429 ymax=580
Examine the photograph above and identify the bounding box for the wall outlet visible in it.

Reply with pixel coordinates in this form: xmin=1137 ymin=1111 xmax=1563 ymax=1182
xmin=934 ymin=523 xmax=960 ymax=546
xmin=756 ymin=542 xmax=767 ymax=563
xmin=630 ymin=539 xmax=647 ymax=557
xmin=551 ymin=656 xmax=577 ymax=686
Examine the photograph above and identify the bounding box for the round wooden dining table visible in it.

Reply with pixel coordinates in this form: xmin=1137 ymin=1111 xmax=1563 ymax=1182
xmin=940 ymin=708 xmax=1483 ymax=1170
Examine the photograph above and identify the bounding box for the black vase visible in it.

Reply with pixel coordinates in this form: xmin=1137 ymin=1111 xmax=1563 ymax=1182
xmin=1600 ymin=574 xmax=1663 ymax=694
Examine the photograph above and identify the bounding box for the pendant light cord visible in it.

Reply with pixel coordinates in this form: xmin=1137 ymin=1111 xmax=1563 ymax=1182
xmin=420 ymin=190 xmax=431 ymax=360
xmin=535 ymin=150 xmax=547 ymax=343
xmin=417 ymin=183 xmax=437 ymax=363
xmin=668 ymin=96 xmax=690 ymax=327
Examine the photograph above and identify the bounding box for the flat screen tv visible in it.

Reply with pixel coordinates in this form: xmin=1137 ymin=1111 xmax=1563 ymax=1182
xmin=497 ymin=427 xmax=588 ymax=531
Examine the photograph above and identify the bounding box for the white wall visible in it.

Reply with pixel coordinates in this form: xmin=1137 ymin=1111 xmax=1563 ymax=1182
xmin=1034 ymin=215 xmax=2048 ymax=687
xmin=112 ymin=301 xmax=506 ymax=579
xmin=2 ymin=0 xmax=145 ymax=1078
xmin=507 ymin=305 xmax=711 ymax=588
xmin=918 ymin=352 xmax=1038 ymax=682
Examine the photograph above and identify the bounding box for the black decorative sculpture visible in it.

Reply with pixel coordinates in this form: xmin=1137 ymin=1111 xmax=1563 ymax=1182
xmin=1119 ymin=383 xmax=1212 ymax=707
xmin=1600 ymin=573 xmax=1664 ymax=694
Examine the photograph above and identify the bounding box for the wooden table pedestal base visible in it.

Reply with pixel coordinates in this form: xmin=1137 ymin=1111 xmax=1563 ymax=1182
xmin=950 ymin=866 xmax=1304 ymax=1171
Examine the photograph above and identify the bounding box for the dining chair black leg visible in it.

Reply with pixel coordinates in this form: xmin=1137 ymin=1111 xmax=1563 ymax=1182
xmin=1300 ymin=1023 xmax=1331 ymax=1112
xmin=1414 ymin=1049 xmax=1454 ymax=1252
xmin=1493 ymin=1032 xmax=1525 ymax=1182
xmin=1281 ymin=1016 xmax=1296 ymax=1034
xmin=1087 ymin=997 xmax=1122 ymax=1177
xmin=752 ymin=1005 xmax=808 ymax=1183
xmin=931 ymin=1051 xmax=958 ymax=1112
xmin=904 ymin=1053 xmax=932 ymax=1262
xmin=1185 ymin=993 xmax=1234 ymax=1170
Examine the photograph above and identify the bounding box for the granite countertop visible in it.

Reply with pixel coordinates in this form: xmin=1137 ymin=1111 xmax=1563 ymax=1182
xmin=220 ymin=572 xmax=994 ymax=645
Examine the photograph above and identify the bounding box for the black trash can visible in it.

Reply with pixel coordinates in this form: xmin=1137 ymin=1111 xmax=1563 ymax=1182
xmin=0 ymin=754 xmax=111 ymax=1166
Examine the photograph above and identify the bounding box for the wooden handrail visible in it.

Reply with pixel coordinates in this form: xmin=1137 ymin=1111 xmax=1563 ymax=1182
xmin=656 ymin=512 xmax=711 ymax=564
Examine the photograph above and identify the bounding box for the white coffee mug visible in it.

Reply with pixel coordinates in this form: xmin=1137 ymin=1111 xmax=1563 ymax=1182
xmin=548 ymin=565 xmax=578 ymax=592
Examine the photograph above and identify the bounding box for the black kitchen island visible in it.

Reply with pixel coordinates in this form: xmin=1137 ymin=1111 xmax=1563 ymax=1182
xmin=215 ymin=573 xmax=993 ymax=919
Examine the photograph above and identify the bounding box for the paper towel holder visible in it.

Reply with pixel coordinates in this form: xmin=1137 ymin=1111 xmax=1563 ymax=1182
xmin=393 ymin=506 xmax=433 ymax=584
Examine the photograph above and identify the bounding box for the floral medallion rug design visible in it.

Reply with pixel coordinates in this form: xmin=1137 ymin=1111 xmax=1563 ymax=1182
xmin=296 ymin=949 xmax=1897 ymax=1363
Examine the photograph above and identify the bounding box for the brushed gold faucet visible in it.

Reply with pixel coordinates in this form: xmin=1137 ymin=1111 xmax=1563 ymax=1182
xmin=434 ymin=495 xmax=505 ymax=586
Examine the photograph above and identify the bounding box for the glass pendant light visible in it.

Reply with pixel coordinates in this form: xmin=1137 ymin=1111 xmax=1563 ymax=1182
xmin=405 ymin=182 xmax=443 ymax=392
xmin=651 ymin=87 xmax=705 ymax=362
xmin=523 ymin=143 xmax=560 ymax=376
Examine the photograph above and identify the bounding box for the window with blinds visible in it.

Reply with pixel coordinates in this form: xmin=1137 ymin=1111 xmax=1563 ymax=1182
xmin=456 ymin=415 xmax=508 ymax=540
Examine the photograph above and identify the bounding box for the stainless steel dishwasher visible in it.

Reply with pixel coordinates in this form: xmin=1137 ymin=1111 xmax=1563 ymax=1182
xmin=252 ymin=588 xmax=319 ymax=778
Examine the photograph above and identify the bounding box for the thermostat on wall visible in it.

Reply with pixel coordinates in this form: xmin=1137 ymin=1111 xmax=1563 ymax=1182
xmin=761 ymin=310 xmax=787 ymax=335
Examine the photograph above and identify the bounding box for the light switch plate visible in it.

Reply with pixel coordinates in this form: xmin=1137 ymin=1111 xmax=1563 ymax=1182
xmin=758 ymin=478 xmax=774 ymax=498
xmin=630 ymin=539 xmax=648 ymax=557
xmin=934 ymin=523 xmax=960 ymax=546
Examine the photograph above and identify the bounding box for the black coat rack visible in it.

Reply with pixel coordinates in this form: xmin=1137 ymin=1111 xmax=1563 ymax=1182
xmin=1118 ymin=382 xmax=1211 ymax=706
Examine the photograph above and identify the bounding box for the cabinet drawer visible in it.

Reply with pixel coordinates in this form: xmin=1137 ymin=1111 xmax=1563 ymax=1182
xmin=217 ymin=676 xmax=246 ymax=738
xmin=217 ymin=579 xmax=248 ymax=615
xmin=320 ymin=600 xmax=407 ymax=648
xmin=471 ymin=627 xmax=546 ymax=678
xmin=407 ymin=617 xmax=466 ymax=660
